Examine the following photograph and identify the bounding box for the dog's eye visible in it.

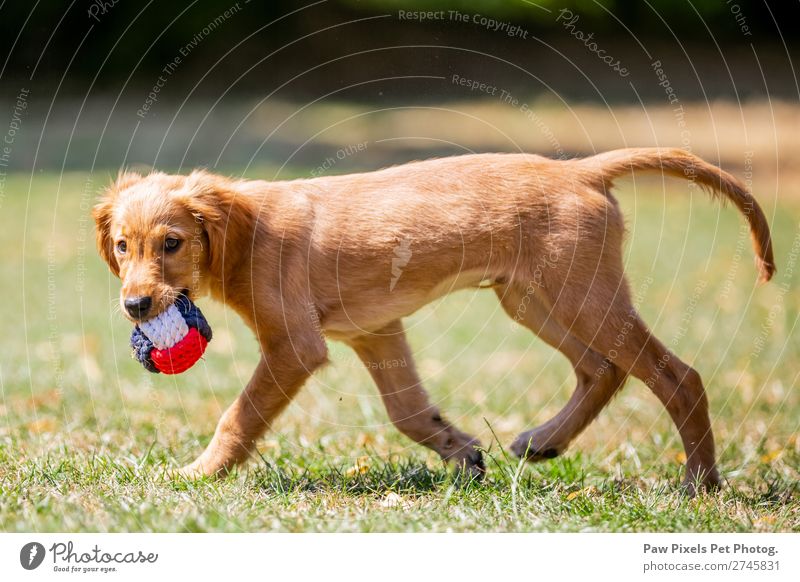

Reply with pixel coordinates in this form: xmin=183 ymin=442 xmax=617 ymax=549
xmin=116 ymin=240 xmax=127 ymax=254
xmin=164 ymin=238 xmax=181 ymax=252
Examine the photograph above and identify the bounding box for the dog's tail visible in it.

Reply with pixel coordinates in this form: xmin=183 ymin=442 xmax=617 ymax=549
xmin=580 ymin=147 xmax=775 ymax=283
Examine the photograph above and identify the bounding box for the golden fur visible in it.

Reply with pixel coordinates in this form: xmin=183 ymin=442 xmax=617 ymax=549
xmin=93 ymin=148 xmax=775 ymax=492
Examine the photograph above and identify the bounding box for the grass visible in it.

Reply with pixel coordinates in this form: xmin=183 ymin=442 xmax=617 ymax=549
xmin=0 ymin=170 xmax=798 ymax=532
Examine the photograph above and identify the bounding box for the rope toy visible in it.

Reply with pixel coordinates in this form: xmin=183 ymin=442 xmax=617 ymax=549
xmin=130 ymin=295 xmax=212 ymax=374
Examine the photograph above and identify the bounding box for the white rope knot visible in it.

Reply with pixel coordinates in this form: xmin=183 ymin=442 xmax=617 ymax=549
xmin=139 ymin=304 xmax=189 ymax=350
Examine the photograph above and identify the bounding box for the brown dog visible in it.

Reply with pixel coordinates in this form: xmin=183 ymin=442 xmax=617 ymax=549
xmin=93 ymin=148 xmax=775 ymax=492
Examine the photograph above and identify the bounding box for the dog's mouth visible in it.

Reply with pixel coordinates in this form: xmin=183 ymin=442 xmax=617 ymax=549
xmin=124 ymin=289 xmax=193 ymax=325
xmin=153 ymin=288 xmax=193 ymax=320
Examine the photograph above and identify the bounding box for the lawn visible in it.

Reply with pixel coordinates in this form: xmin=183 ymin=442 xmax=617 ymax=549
xmin=0 ymin=170 xmax=797 ymax=532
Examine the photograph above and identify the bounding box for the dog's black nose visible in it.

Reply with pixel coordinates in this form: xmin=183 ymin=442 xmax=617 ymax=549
xmin=124 ymin=296 xmax=152 ymax=318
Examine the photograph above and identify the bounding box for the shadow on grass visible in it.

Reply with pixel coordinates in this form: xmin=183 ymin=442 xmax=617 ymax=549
xmin=736 ymin=476 xmax=798 ymax=507
xmin=250 ymin=458 xmax=451 ymax=496
xmin=244 ymin=449 xmax=594 ymax=497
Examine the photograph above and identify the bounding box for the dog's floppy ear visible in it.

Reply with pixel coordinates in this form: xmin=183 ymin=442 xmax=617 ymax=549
xmin=178 ymin=170 xmax=254 ymax=279
xmin=92 ymin=171 xmax=143 ymax=276
xmin=92 ymin=171 xmax=141 ymax=276
xmin=92 ymin=195 xmax=118 ymax=276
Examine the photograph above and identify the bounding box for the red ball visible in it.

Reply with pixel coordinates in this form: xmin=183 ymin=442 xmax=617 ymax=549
xmin=150 ymin=327 xmax=208 ymax=375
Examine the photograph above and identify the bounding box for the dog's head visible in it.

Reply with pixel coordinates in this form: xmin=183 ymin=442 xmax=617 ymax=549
xmin=92 ymin=169 xmax=234 ymax=322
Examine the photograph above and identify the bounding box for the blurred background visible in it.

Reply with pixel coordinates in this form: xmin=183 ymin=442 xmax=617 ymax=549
xmin=0 ymin=0 xmax=798 ymax=530
xmin=1 ymin=0 xmax=799 ymax=173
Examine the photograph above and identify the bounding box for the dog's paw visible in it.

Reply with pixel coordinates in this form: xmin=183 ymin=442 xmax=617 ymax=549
xmin=171 ymin=466 xmax=203 ymax=481
xmin=448 ymin=439 xmax=485 ymax=483
xmin=510 ymin=430 xmax=563 ymax=462
xmin=455 ymin=446 xmax=486 ymax=481
xmin=681 ymin=467 xmax=722 ymax=497
xmin=169 ymin=461 xmax=214 ymax=481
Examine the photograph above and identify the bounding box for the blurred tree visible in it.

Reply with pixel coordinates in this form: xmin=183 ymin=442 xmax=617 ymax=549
xmin=0 ymin=0 xmax=793 ymax=99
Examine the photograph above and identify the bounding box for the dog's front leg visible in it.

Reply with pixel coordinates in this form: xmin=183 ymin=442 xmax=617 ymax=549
xmin=178 ymin=332 xmax=328 ymax=478
xmin=348 ymin=320 xmax=484 ymax=478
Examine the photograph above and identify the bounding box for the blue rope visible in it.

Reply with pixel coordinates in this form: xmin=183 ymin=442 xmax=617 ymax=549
xmin=130 ymin=296 xmax=212 ymax=373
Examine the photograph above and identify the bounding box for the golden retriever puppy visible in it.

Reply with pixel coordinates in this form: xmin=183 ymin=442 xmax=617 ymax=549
xmin=93 ymin=148 xmax=774 ymax=493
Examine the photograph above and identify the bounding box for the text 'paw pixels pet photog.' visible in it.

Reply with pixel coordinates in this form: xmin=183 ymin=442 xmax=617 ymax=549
xmin=130 ymin=295 xmax=212 ymax=374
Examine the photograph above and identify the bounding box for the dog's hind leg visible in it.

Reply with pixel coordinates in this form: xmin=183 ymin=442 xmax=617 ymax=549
xmin=347 ymin=320 xmax=484 ymax=478
xmin=541 ymin=271 xmax=720 ymax=493
xmin=496 ymin=286 xmax=628 ymax=461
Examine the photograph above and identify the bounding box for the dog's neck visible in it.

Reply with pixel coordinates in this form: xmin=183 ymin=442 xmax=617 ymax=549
xmin=201 ymin=177 xmax=315 ymax=331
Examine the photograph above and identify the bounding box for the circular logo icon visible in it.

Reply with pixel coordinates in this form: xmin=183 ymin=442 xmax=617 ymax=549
xmin=20 ymin=542 xmax=46 ymax=570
